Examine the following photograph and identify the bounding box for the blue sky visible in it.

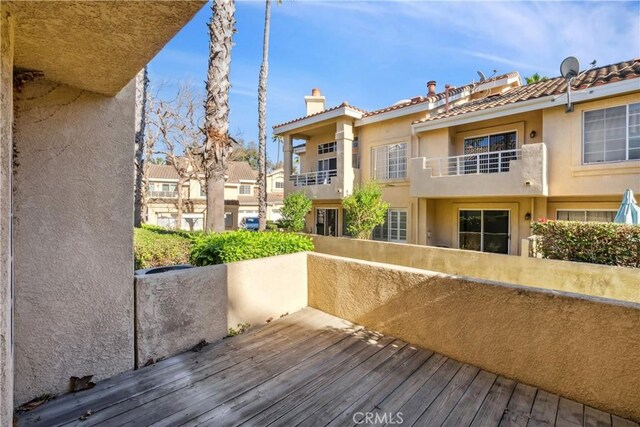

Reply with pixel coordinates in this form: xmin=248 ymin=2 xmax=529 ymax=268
xmin=149 ymin=0 xmax=640 ymax=163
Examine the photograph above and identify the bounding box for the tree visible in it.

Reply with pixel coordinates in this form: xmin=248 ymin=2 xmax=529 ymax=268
xmin=342 ymin=181 xmax=389 ymax=239
xmin=525 ymin=73 xmax=548 ymax=85
xmin=134 ymin=67 xmax=148 ymax=227
xmin=280 ymin=192 xmax=312 ymax=232
xmin=230 ymin=137 xmax=260 ymax=169
xmin=146 ymin=84 xmax=204 ymax=230
xmin=257 ymin=0 xmax=273 ymax=231
xmin=203 ymin=0 xmax=236 ymax=232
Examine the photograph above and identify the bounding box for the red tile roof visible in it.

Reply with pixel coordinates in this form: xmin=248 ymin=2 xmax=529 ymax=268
xmin=413 ymin=58 xmax=640 ymax=125
xmin=272 ymin=72 xmax=519 ymax=130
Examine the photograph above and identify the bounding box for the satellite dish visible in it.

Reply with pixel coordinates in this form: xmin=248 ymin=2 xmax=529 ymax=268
xmin=560 ymin=56 xmax=580 ymax=79
xmin=560 ymin=56 xmax=580 ymax=113
xmin=477 ymin=71 xmax=486 ymax=82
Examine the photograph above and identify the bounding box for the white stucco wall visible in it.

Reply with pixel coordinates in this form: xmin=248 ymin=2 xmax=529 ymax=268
xmin=12 ymin=78 xmax=136 ymax=404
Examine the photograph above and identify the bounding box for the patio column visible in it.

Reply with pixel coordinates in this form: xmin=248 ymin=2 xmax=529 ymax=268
xmin=283 ymin=134 xmax=293 ymax=179
xmin=336 ymin=118 xmax=354 ymax=195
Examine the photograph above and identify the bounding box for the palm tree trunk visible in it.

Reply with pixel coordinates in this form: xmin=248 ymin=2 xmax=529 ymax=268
xmin=134 ymin=67 xmax=148 ymax=227
xmin=257 ymin=0 xmax=271 ymax=232
xmin=204 ymin=0 xmax=236 ymax=232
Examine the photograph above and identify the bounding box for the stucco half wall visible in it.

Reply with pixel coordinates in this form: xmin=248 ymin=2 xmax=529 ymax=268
xmin=307 ymin=252 xmax=640 ymax=421
xmin=13 ymin=79 xmax=136 ymax=404
xmin=311 ymin=235 xmax=640 ymax=303
xmin=135 ymin=252 xmax=308 ymax=367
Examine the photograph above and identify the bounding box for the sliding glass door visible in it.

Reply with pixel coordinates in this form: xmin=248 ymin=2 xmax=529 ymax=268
xmin=316 ymin=208 xmax=338 ymax=236
xmin=459 ymin=210 xmax=510 ymax=254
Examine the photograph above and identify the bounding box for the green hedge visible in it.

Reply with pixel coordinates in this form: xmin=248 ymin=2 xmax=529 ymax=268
xmin=190 ymin=231 xmax=314 ymax=266
xmin=530 ymin=220 xmax=640 ymax=267
xmin=134 ymin=228 xmax=192 ymax=270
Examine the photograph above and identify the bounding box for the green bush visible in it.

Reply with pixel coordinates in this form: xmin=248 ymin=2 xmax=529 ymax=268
xmin=342 ymin=181 xmax=389 ymax=239
xmin=190 ymin=230 xmax=314 ymax=266
xmin=280 ymin=192 xmax=312 ymax=232
xmin=530 ymin=220 xmax=640 ymax=267
xmin=134 ymin=228 xmax=192 ymax=270
xmin=141 ymin=223 xmax=204 ymax=239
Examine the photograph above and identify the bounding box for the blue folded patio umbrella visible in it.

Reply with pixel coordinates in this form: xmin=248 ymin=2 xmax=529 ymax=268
xmin=614 ymin=189 xmax=640 ymax=225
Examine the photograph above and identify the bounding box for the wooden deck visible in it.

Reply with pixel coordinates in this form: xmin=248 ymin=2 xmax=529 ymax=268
xmin=17 ymin=308 xmax=638 ymax=427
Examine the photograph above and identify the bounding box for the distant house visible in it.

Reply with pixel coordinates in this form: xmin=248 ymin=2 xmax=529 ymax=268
xmin=274 ymin=58 xmax=640 ymax=255
xmin=146 ymin=161 xmax=284 ymax=231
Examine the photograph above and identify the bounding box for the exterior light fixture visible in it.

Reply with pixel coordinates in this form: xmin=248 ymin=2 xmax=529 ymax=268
xmin=524 ymin=212 xmax=532 ymax=221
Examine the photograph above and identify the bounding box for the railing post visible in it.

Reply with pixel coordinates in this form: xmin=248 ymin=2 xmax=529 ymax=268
xmin=476 ymin=155 xmax=480 ymax=174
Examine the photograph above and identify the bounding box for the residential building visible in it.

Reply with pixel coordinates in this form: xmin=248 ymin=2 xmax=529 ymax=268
xmin=146 ymin=161 xmax=284 ymax=231
xmin=0 ymin=1 xmax=205 ymax=419
xmin=275 ymin=58 xmax=640 ymax=255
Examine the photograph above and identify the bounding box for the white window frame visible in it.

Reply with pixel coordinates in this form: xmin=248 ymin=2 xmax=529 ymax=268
xmin=318 ymin=141 xmax=337 ymax=155
xmin=463 ymin=130 xmax=518 ymax=154
xmin=582 ymin=102 xmax=640 ymax=164
xmin=457 ymin=209 xmax=511 ymax=254
xmin=239 ymin=184 xmax=252 ymax=195
xmin=275 ymin=180 xmax=284 ymax=189
xmin=372 ymin=143 xmax=408 ymax=180
xmin=372 ymin=209 xmax=407 ymax=243
xmin=317 ymin=157 xmax=337 ymax=172
xmin=556 ymin=209 xmax=617 ymax=222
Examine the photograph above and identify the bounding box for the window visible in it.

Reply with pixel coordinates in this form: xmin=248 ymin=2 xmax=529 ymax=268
xmin=317 ymin=157 xmax=337 ymax=172
xmin=372 ymin=143 xmax=407 ymax=180
xmin=372 ymin=209 xmax=407 ymax=243
xmin=316 ymin=208 xmax=338 ymax=236
xmin=583 ymin=102 xmax=640 ymax=164
xmin=239 ymin=185 xmax=252 ymax=195
xmin=149 ymin=183 xmax=178 ymax=198
xmin=318 ymin=142 xmax=337 ymax=154
xmin=157 ymin=214 xmax=177 ymax=229
xmin=459 ymin=210 xmax=510 ymax=254
xmin=275 ymin=181 xmax=284 ymax=189
xmin=463 ymin=131 xmax=517 ymax=174
xmin=224 ymin=212 xmax=234 ymax=229
xmin=352 ymin=138 xmax=360 ymax=169
xmin=556 ymin=210 xmax=616 ymax=222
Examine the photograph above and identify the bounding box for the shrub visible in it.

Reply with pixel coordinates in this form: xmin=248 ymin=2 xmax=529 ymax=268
xmin=190 ymin=230 xmax=314 ymax=266
xmin=530 ymin=220 xmax=640 ymax=267
xmin=134 ymin=227 xmax=192 ymax=270
xmin=141 ymin=223 xmax=204 ymax=239
xmin=280 ymin=192 xmax=312 ymax=232
xmin=342 ymin=181 xmax=389 ymax=239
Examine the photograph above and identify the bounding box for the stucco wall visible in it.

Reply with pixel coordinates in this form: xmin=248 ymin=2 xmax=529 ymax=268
xmin=135 ymin=266 xmax=227 ymax=367
xmin=134 ymin=253 xmax=308 ymax=367
xmin=543 ymin=94 xmax=640 ymax=197
xmin=13 ymin=79 xmax=136 ymax=404
xmin=0 ymin=10 xmax=14 ymax=424
xmin=307 ymin=252 xmax=640 ymax=421
xmin=312 ymin=235 xmax=640 ymax=303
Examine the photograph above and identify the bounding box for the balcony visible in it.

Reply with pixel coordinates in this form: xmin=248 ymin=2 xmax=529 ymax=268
xmin=286 ymin=168 xmax=359 ymax=200
xmin=410 ymin=143 xmax=548 ymax=198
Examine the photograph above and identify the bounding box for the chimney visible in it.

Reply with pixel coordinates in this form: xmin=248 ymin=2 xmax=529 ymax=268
xmin=427 ymin=81 xmax=436 ymax=96
xmin=305 ymin=88 xmax=326 ymax=116
xmin=445 ymin=84 xmax=451 ymax=112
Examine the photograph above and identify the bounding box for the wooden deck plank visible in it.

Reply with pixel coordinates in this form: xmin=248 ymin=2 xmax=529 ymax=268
xmin=585 ymin=406 xmax=612 ymax=427
xmin=527 ymin=390 xmax=559 ymax=427
xmin=499 ymin=383 xmax=537 ymax=427
xmin=323 ymin=348 xmax=434 ymax=427
xmin=100 ymin=324 xmax=354 ymax=426
xmin=61 ymin=314 xmax=343 ymax=426
xmin=471 ymin=376 xmax=517 ymax=426
xmin=239 ymin=335 xmax=400 ymax=427
xmin=612 ymin=415 xmax=640 ymax=427
xmin=294 ymin=343 xmax=426 ymax=426
xmin=442 ymin=370 xmax=497 ymax=427
xmin=555 ymin=397 xmax=584 ymax=427
xmin=413 ymin=364 xmax=481 ymax=426
xmin=266 ymin=339 xmax=409 ymax=427
xmin=388 ymin=358 xmax=463 ymax=426
xmin=166 ymin=329 xmax=388 ymax=426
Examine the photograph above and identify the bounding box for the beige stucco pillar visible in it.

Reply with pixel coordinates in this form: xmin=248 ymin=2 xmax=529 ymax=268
xmin=13 ymin=79 xmax=136 ymax=404
xmin=336 ymin=118 xmax=354 ymax=195
xmin=283 ymin=134 xmax=292 ymax=179
xmin=0 ymin=10 xmax=14 ymax=424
